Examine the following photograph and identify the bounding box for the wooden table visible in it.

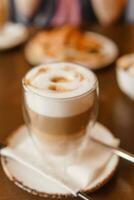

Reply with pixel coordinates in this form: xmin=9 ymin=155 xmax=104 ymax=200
xmin=0 ymin=25 xmax=134 ymax=200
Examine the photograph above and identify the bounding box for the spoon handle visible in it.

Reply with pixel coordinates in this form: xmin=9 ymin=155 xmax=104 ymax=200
xmin=91 ymin=138 xmax=134 ymax=163
xmin=114 ymin=148 xmax=134 ymax=163
xmin=77 ymin=191 xmax=93 ymax=200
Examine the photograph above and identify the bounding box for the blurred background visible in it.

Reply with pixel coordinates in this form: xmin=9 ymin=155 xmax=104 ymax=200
xmin=0 ymin=0 xmax=134 ymax=28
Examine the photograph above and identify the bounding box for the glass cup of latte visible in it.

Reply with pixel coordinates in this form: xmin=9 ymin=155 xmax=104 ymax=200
xmin=22 ymin=62 xmax=98 ymax=157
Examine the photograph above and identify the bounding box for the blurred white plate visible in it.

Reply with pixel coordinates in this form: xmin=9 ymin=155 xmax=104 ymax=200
xmin=116 ymin=54 xmax=134 ymax=100
xmin=0 ymin=22 xmax=28 ymax=50
xmin=25 ymin=31 xmax=119 ymax=70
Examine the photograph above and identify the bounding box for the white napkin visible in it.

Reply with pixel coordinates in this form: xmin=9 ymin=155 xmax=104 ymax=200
xmin=67 ymin=124 xmax=120 ymax=190
xmin=8 ymin=123 xmax=120 ymax=194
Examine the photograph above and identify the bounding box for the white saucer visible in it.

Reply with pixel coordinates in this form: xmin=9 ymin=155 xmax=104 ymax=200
xmin=1 ymin=123 xmax=119 ymax=198
xmin=0 ymin=22 xmax=28 ymax=50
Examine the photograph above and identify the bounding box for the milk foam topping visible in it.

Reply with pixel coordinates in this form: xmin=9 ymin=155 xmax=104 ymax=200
xmin=23 ymin=62 xmax=97 ymax=117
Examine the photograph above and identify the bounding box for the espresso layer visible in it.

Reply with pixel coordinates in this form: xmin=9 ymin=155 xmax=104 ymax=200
xmin=28 ymin=106 xmax=92 ymax=136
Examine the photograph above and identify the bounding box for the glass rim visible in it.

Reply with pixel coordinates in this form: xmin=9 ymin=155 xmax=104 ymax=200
xmin=22 ymin=62 xmax=98 ymax=101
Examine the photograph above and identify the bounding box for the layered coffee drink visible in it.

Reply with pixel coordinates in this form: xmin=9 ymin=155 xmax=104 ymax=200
xmin=23 ymin=62 xmax=98 ymax=155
